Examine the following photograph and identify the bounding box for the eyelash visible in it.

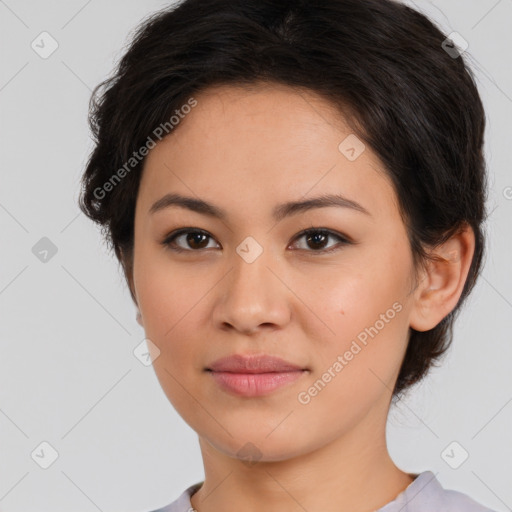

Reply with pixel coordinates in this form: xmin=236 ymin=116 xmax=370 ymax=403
xmin=161 ymin=227 xmax=352 ymax=254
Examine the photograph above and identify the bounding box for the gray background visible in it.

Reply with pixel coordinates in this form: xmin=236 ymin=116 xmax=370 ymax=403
xmin=0 ymin=0 xmax=511 ymax=510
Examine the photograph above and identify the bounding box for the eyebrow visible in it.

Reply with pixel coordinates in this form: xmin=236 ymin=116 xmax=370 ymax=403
xmin=149 ymin=192 xmax=371 ymax=221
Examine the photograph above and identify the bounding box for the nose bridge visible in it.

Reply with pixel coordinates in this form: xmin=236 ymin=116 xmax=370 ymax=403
xmin=213 ymin=236 xmax=290 ymax=333
xmin=232 ymin=239 xmax=275 ymax=292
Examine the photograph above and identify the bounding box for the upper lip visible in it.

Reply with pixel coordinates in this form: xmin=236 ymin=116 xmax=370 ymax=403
xmin=207 ymin=354 xmax=305 ymax=373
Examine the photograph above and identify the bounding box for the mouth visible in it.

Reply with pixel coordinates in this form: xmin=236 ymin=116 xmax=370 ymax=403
xmin=205 ymin=354 xmax=309 ymax=397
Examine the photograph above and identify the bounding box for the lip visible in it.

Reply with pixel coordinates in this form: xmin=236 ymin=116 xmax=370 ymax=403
xmin=206 ymin=354 xmax=308 ymax=397
xmin=207 ymin=354 xmax=304 ymax=373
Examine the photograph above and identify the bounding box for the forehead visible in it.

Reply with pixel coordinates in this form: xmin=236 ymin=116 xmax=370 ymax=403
xmin=138 ymin=83 xmax=397 ymax=222
xmin=168 ymin=82 xmax=353 ymax=155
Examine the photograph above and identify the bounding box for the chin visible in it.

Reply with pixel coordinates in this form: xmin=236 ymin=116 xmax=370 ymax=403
xmin=200 ymin=423 xmax=316 ymax=464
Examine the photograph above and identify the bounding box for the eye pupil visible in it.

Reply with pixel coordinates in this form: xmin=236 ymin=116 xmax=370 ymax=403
xmin=307 ymin=231 xmax=328 ymax=250
xmin=187 ymin=232 xmax=209 ymax=249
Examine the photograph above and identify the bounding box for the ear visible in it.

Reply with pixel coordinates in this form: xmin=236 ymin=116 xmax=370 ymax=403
xmin=409 ymin=223 xmax=475 ymax=332
xmin=136 ymin=309 xmax=144 ymax=327
xmin=119 ymin=247 xmax=143 ymax=326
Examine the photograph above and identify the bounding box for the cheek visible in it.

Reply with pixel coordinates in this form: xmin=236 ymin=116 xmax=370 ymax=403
xmin=134 ymin=243 xmax=201 ymax=335
xmin=134 ymin=257 xmax=207 ymax=412
xmin=300 ymin=258 xmax=408 ymax=344
xmin=299 ymin=248 xmax=411 ymax=387
xmin=292 ymin=275 xmax=409 ymax=439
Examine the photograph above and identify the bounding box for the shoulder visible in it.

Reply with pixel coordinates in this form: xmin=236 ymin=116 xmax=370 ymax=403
xmin=147 ymin=482 xmax=202 ymax=512
xmin=378 ymin=470 xmax=498 ymax=512
xmin=147 ymin=473 xmax=498 ymax=512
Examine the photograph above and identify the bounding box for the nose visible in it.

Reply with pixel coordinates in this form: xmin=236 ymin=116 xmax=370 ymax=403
xmin=212 ymin=246 xmax=292 ymax=335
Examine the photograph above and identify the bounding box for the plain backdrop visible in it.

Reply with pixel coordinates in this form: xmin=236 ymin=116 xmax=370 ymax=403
xmin=0 ymin=0 xmax=511 ymax=510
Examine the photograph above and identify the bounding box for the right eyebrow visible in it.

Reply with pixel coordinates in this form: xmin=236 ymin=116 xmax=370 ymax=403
xmin=149 ymin=193 xmax=227 ymax=219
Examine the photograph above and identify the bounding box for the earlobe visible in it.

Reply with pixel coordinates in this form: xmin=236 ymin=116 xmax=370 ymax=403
xmin=136 ymin=308 xmax=144 ymax=326
xmin=409 ymin=223 xmax=475 ymax=332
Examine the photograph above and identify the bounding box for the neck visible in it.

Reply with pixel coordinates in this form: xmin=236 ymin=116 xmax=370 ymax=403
xmin=190 ymin=406 xmax=414 ymax=512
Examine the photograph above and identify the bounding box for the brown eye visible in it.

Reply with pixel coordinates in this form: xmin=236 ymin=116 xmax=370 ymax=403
xmin=162 ymin=229 xmax=219 ymax=252
xmin=305 ymin=231 xmax=329 ymax=250
xmin=184 ymin=232 xmax=210 ymax=249
xmin=291 ymin=228 xmax=351 ymax=253
xmin=162 ymin=227 xmax=351 ymax=254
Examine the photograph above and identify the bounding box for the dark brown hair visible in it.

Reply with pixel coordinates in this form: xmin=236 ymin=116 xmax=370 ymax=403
xmin=79 ymin=0 xmax=488 ymax=400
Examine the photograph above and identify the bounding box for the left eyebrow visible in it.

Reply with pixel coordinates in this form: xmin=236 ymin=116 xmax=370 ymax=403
xmin=149 ymin=192 xmax=371 ymax=220
xmin=272 ymin=193 xmax=371 ymax=221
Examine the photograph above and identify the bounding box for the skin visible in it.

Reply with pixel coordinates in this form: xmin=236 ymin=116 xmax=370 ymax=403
xmin=127 ymin=83 xmax=475 ymax=512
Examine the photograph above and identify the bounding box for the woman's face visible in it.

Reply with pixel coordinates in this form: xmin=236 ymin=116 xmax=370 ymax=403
xmin=131 ymin=83 xmax=419 ymax=461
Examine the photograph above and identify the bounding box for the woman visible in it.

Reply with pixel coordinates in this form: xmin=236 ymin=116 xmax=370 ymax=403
xmin=79 ymin=0 xmax=496 ymax=510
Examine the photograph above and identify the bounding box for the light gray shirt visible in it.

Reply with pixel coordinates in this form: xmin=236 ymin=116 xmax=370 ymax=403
xmin=149 ymin=470 xmax=497 ymax=512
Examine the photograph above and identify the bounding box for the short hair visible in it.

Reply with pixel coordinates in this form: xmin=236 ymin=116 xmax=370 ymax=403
xmin=79 ymin=0 xmax=488 ymax=400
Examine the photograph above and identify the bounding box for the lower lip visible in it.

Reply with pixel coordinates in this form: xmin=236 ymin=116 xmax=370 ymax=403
xmin=208 ymin=370 xmax=306 ymax=397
